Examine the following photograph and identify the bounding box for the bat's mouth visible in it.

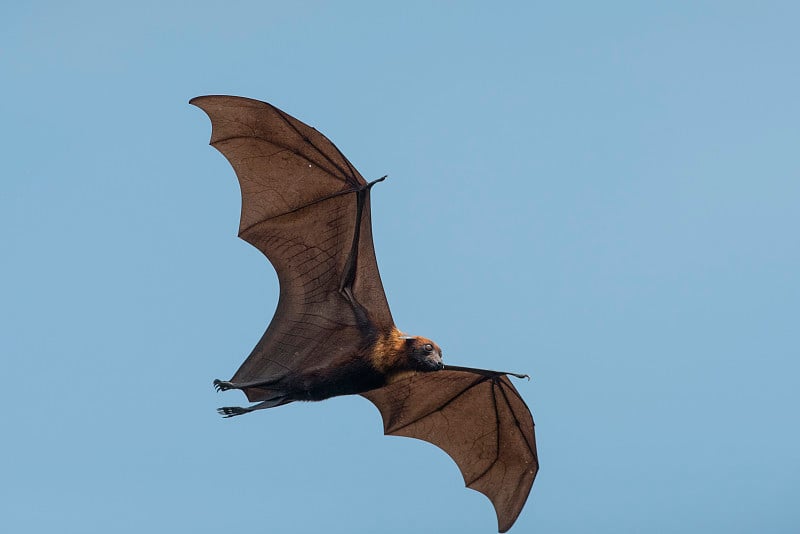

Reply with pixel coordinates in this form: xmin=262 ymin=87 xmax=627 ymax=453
xmin=426 ymin=353 xmax=444 ymax=371
xmin=411 ymin=351 xmax=444 ymax=372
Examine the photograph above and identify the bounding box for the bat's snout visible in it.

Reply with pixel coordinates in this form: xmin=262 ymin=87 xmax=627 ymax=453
xmin=428 ymin=351 xmax=444 ymax=371
xmin=413 ymin=349 xmax=444 ymax=372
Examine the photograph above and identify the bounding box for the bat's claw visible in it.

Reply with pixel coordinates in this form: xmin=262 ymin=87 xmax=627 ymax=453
xmin=213 ymin=379 xmax=234 ymax=392
xmin=217 ymin=406 xmax=251 ymax=418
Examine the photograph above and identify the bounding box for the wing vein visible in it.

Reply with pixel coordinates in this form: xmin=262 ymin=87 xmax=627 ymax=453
xmin=465 ymin=380 xmax=502 ymax=486
xmin=497 ymin=381 xmax=537 ymax=459
xmin=268 ymin=104 xmax=360 ymax=185
xmin=239 ymin=188 xmax=359 ymax=237
xmin=387 ymin=375 xmax=490 ymax=433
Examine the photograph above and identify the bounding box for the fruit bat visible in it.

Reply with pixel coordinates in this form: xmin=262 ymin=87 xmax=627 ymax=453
xmin=190 ymin=95 xmax=538 ymax=532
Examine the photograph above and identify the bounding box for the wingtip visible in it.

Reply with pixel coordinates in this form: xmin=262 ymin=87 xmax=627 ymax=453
xmin=494 ymin=503 xmax=522 ymax=533
xmin=468 ymin=483 xmax=524 ymax=534
xmin=189 ymin=95 xmax=219 ymax=108
xmin=188 ymin=95 xmax=222 ymax=108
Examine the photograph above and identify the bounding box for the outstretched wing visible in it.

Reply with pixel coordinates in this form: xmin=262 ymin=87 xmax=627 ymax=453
xmin=361 ymin=370 xmax=538 ymax=533
xmin=191 ymin=96 xmax=394 ymax=399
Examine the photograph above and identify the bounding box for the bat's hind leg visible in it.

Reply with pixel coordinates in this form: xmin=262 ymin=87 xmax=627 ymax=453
xmin=218 ymin=395 xmax=292 ymax=418
xmin=213 ymin=379 xmax=237 ymax=392
xmin=213 ymin=377 xmax=280 ymax=392
xmin=217 ymin=406 xmax=252 ymax=417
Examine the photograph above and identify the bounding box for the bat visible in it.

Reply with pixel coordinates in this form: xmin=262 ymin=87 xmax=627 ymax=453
xmin=190 ymin=95 xmax=538 ymax=532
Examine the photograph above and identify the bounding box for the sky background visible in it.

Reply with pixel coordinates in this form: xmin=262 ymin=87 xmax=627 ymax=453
xmin=2 ymin=2 xmax=799 ymax=533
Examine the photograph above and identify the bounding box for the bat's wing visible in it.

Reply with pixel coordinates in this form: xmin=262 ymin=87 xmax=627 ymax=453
xmin=362 ymin=370 xmax=538 ymax=533
xmin=191 ymin=96 xmax=394 ymax=400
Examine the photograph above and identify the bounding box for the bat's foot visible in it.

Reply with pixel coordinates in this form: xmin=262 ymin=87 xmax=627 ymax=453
xmin=213 ymin=379 xmax=235 ymax=392
xmin=217 ymin=406 xmax=251 ymax=418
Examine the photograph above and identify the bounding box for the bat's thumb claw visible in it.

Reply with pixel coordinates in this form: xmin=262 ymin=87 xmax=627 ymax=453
xmin=508 ymin=372 xmax=531 ymax=381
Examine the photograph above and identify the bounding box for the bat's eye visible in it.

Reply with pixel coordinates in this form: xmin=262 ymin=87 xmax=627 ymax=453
xmin=424 ymin=343 xmax=434 ymax=353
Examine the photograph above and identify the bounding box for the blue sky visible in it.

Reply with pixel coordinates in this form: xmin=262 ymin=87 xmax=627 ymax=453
xmin=2 ymin=2 xmax=798 ymax=533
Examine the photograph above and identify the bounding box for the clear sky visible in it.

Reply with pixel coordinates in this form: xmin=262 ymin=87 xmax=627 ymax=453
xmin=2 ymin=2 xmax=798 ymax=533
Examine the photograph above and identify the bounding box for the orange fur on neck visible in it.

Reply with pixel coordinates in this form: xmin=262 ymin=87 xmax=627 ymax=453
xmin=369 ymin=327 xmax=408 ymax=374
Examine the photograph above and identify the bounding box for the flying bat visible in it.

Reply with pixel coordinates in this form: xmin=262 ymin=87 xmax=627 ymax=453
xmin=190 ymin=95 xmax=538 ymax=532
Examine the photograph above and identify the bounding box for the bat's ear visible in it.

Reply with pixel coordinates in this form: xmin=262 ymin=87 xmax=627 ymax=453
xmin=399 ymin=335 xmax=415 ymax=345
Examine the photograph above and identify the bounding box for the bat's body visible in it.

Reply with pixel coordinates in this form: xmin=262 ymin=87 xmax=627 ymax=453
xmin=191 ymin=95 xmax=538 ymax=532
xmin=215 ymin=326 xmax=442 ymax=413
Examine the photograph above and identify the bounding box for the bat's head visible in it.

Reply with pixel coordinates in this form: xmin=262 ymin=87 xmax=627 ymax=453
xmin=401 ymin=335 xmax=444 ymax=372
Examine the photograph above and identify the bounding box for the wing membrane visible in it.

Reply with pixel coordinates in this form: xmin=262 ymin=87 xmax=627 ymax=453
xmin=191 ymin=96 xmax=395 ymax=394
xmin=362 ymin=370 xmax=538 ymax=532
